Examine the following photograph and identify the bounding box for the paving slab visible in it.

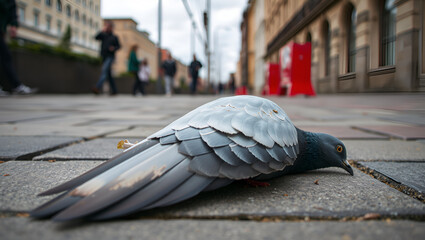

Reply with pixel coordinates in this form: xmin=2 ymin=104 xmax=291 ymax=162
xmin=0 ymin=111 xmax=63 ymax=124
xmin=0 ymin=218 xmax=424 ymax=240
xmin=106 ymin=126 xmax=163 ymax=137
xmin=0 ymin=124 xmax=128 ymax=138
xmin=34 ymin=138 xmax=140 ymax=160
xmin=1 ymin=161 xmax=424 ymax=218
xmin=298 ymin=126 xmax=387 ymax=139
xmin=0 ymin=136 xmax=82 ymax=160
xmin=359 ymin=161 xmax=425 ymax=194
xmin=0 ymin=161 xmax=101 ymax=211
xmin=379 ymin=113 xmax=425 ymax=126
xmin=344 ymin=140 xmax=425 ymax=161
xmin=355 ymin=125 xmax=425 ymax=140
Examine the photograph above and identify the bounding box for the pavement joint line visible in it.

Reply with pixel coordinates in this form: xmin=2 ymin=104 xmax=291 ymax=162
xmin=1 ymin=115 xmax=63 ymax=124
xmin=12 ymin=139 xmax=85 ymax=161
xmin=350 ymin=161 xmax=425 ymax=203
xmin=350 ymin=126 xmax=396 ymax=139
xmin=82 ymin=126 xmax=133 ymax=141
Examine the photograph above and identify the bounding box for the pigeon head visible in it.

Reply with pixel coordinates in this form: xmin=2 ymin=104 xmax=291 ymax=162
xmin=315 ymin=133 xmax=353 ymax=176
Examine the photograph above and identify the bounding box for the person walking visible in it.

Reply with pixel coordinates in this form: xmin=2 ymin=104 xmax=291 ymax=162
xmin=161 ymin=52 xmax=176 ymax=96
xmin=92 ymin=21 xmax=120 ymax=95
xmin=0 ymin=0 xmax=37 ymax=96
xmin=127 ymin=45 xmax=141 ymax=96
xmin=189 ymin=54 xmax=202 ymax=94
xmin=138 ymin=58 xmax=150 ymax=96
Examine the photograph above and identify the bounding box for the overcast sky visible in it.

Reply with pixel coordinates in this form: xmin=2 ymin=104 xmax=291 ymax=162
xmin=101 ymin=0 xmax=248 ymax=83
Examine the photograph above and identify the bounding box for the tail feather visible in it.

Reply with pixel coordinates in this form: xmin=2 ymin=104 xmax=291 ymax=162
xmin=52 ymin=144 xmax=185 ymax=221
xmin=30 ymin=193 xmax=80 ymax=219
xmin=38 ymin=139 xmax=158 ymax=196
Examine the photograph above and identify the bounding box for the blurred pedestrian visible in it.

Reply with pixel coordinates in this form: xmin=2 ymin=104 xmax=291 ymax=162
xmin=189 ymin=54 xmax=202 ymax=94
xmin=127 ymin=44 xmax=141 ymax=96
xmin=228 ymin=73 xmax=236 ymax=94
xmin=0 ymin=0 xmax=37 ymax=96
xmin=137 ymin=58 xmax=150 ymax=96
xmin=92 ymin=20 xmax=120 ymax=95
xmin=161 ymin=52 xmax=176 ymax=96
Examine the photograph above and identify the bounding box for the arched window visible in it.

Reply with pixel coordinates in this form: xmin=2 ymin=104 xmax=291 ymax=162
xmin=45 ymin=0 xmax=51 ymax=7
xmin=74 ymin=10 xmax=79 ymax=21
xmin=65 ymin=5 xmax=71 ymax=17
xmin=381 ymin=0 xmax=396 ymax=66
xmin=56 ymin=0 xmax=62 ymax=12
xmin=323 ymin=21 xmax=331 ymax=76
xmin=348 ymin=5 xmax=357 ymax=72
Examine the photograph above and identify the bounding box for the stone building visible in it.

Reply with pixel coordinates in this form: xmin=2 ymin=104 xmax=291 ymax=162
xmin=107 ymin=18 xmax=158 ymax=79
xmin=15 ymin=0 xmax=102 ymax=56
xmin=262 ymin=0 xmax=424 ymax=93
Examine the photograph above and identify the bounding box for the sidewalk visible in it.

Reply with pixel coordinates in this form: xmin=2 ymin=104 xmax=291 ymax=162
xmin=0 ymin=93 xmax=424 ymax=239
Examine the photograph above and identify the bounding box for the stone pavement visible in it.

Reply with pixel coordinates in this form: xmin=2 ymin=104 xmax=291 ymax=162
xmin=0 ymin=93 xmax=424 ymax=239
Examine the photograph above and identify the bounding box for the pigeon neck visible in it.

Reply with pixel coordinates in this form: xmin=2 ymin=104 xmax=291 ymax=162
xmin=282 ymin=129 xmax=326 ymax=174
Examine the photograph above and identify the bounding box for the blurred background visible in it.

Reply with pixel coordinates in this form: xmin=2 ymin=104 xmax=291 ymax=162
xmin=1 ymin=0 xmax=424 ymax=95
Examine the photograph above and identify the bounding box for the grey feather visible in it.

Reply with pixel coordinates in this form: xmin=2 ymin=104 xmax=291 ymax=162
xmin=283 ymin=145 xmax=297 ymax=160
xmin=91 ymin=158 xmax=193 ymax=220
xmin=267 ymin=120 xmax=285 ymax=147
xmin=213 ymin=146 xmax=245 ymax=166
xmin=268 ymin=159 xmax=286 ymax=170
xmin=219 ymin=163 xmax=260 ymax=179
xmin=189 ymin=152 xmax=222 ymax=177
xmin=231 ymin=112 xmax=257 ymax=137
xmin=178 ymin=138 xmax=212 ymax=156
xmin=228 ymin=133 xmax=257 ymax=147
xmin=247 ymin=145 xmax=275 ymax=163
xmin=253 ymin=120 xmax=274 ymax=148
xmin=145 ymin=175 xmax=214 ymax=209
xmin=188 ymin=110 xmax=214 ymax=128
xmin=208 ymin=109 xmax=238 ymax=134
xmin=200 ymin=129 xmax=233 ymax=148
xmin=266 ymin=144 xmax=288 ymax=162
xmin=159 ymin=134 xmax=179 ymax=145
xmin=230 ymin=144 xmax=258 ymax=164
xmin=251 ymin=161 xmax=276 ymax=174
xmin=175 ymin=127 xmax=201 ymax=141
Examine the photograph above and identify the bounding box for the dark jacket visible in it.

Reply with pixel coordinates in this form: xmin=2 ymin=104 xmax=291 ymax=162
xmin=189 ymin=60 xmax=202 ymax=77
xmin=0 ymin=0 xmax=18 ymax=34
xmin=95 ymin=31 xmax=120 ymax=60
xmin=162 ymin=60 xmax=176 ymax=77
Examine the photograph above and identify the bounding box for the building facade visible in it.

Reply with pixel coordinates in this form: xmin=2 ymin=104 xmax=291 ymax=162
xmin=262 ymin=0 xmax=424 ymax=93
xmin=253 ymin=0 xmax=266 ymax=95
xmin=107 ymin=18 xmax=158 ymax=79
xmin=15 ymin=0 xmax=102 ymax=56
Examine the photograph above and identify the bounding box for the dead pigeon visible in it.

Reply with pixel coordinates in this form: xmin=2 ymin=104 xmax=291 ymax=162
xmin=31 ymin=95 xmax=353 ymax=221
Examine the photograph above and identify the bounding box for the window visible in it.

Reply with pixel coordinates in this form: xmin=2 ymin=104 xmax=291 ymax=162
xmin=66 ymin=5 xmax=71 ymax=17
xmin=89 ymin=1 xmax=93 ymax=10
xmin=89 ymin=18 xmax=92 ymax=28
xmin=82 ymin=14 xmax=86 ymax=25
xmin=33 ymin=10 xmax=39 ymax=27
xmin=306 ymin=32 xmax=312 ymax=43
xmin=95 ymin=5 xmax=99 ymax=15
xmin=46 ymin=15 xmax=51 ymax=31
xmin=45 ymin=0 xmax=51 ymax=7
xmin=381 ymin=0 xmax=396 ymax=66
xmin=348 ymin=6 xmax=357 ymax=72
xmin=324 ymin=21 xmax=331 ymax=76
xmin=82 ymin=0 xmax=86 ymax=8
xmin=56 ymin=0 xmax=62 ymax=12
xmin=18 ymin=7 xmax=25 ymax=23
xmin=74 ymin=29 xmax=79 ymax=42
xmin=82 ymin=31 xmax=86 ymax=43
xmin=74 ymin=10 xmax=79 ymax=21
xmin=57 ymin=20 xmax=62 ymax=35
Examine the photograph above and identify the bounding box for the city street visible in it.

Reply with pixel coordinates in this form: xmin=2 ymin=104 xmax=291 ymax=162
xmin=0 ymin=93 xmax=424 ymax=239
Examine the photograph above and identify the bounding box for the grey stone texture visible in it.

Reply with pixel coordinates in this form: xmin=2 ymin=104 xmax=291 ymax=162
xmin=0 ymin=94 xmax=424 ymax=239
xmin=34 ymin=138 xmax=141 ymax=160
xmin=0 ymin=136 xmax=82 ymax=160
xmin=359 ymin=161 xmax=425 ymax=194
xmin=0 ymin=218 xmax=424 ymax=240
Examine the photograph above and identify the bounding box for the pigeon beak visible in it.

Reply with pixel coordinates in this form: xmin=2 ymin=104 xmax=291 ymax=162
xmin=342 ymin=159 xmax=354 ymax=176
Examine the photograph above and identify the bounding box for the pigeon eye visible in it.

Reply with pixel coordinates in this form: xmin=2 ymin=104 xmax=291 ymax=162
xmin=336 ymin=145 xmax=343 ymax=153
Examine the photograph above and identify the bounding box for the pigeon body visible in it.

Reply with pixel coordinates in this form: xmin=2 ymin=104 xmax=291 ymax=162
xmin=31 ymin=95 xmax=352 ymax=221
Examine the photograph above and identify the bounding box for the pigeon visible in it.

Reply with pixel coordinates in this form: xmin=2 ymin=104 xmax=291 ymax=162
xmin=30 ymin=95 xmax=353 ymax=221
